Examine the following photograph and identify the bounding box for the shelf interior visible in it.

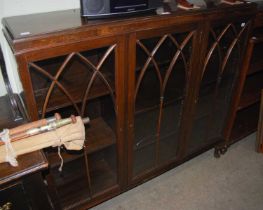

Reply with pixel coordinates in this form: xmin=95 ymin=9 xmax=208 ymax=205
xmin=35 ymin=76 xmax=114 ymax=115
xmin=238 ymin=72 xmax=263 ymax=110
xmin=133 ymin=101 xmax=181 ymax=176
xmin=249 ymin=41 xmax=263 ymax=75
xmin=47 ymin=117 xmax=116 ymax=168
xmin=50 ymin=146 xmax=117 ymax=210
xmin=29 ymin=47 xmax=115 ymax=115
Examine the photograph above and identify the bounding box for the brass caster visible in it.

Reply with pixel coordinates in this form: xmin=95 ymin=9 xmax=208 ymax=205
xmin=214 ymin=145 xmax=228 ymax=158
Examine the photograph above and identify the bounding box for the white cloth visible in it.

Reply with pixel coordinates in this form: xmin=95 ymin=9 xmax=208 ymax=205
xmin=0 ymin=117 xmax=85 ymax=166
xmin=0 ymin=129 xmax=18 ymax=166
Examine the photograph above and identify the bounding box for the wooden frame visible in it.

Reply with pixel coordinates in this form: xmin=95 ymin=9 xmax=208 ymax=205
xmin=256 ymin=90 xmax=263 ymax=152
xmin=229 ymin=9 xmax=263 ymax=144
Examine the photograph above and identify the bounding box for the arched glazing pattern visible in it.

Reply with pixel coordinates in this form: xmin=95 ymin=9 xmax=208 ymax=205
xmin=29 ymin=46 xmax=116 ymax=118
xmin=133 ymin=31 xmax=195 ymax=176
xmin=28 ymin=45 xmax=118 ymax=207
xmin=187 ymin=21 xmax=251 ymax=155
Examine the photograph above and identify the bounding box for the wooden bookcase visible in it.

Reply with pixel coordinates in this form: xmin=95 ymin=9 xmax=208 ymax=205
xmin=2 ymin=3 xmax=257 ymax=209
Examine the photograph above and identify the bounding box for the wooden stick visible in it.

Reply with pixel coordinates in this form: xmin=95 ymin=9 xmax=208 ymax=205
xmin=0 ymin=115 xmax=89 ymax=146
xmin=9 ymin=113 xmax=61 ymax=136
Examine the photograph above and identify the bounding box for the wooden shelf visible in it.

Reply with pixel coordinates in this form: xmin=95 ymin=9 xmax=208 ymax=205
xmin=46 ymin=149 xmax=83 ymax=169
xmin=249 ymin=60 xmax=263 ymax=75
xmin=133 ymin=132 xmax=179 ymax=176
xmin=135 ymin=61 xmax=186 ymax=115
xmin=133 ymin=105 xmax=181 ymax=176
xmin=230 ymin=103 xmax=260 ymax=142
xmin=238 ymin=73 xmax=263 ymax=110
xmin=34 ymin=76 xmax=115 ymax=115
xmin=52 ymin=155 xmax=117 ymax=210
xmin=135 ymin=35 xmax=187 ymax=73
xmin=134 ymin=75 xmax=217 ymax=117
xmin=135 ymin=90 xmax=185 ymax=116
xmin=85 ymin=117 xmax=116 ymax=154
xmin=47 ymin=117 xmax=116 ymax=168
xmin=135 ymin=95 xmax=183 ymax=115
xmin=89 ymin=158 xmax=117 ymax=195
xmin=249 ymin=41 xmax=263 ymax=75
xmin=135 ymin=58 xmax=176 ymax=72
xmin=51 ymin=158 xmax=90 ymax=209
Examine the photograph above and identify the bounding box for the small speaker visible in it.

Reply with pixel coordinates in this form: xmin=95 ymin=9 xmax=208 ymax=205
xmin=80 ymin=0 xmax=163 ymax=18
xmin=81 ymin=0 xmax=110 ymax=16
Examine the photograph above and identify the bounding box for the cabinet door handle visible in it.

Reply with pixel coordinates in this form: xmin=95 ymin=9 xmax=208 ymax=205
xmin=0 ymin=202 xmax=12 ymax=210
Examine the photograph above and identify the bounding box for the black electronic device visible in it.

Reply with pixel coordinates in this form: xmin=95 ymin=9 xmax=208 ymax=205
xmin=80 ymin=0 xmax=163 ymax=18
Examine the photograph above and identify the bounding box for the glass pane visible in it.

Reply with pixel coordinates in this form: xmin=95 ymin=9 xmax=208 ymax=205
xmin=133 ymin=68 xmax=159 ymax=175
xmin=187 ymin=22 xmax=249 ymax=155
xmin=30 ymin=45 xmax=119 ymax=207
xmin=250 ymin=42 xmax=263 ymax=74
xmin=133 ymin=31 xmax=193 ymax=176
xmin=49 ymin=155 xmax=91 ymax=208
xmin=88 ymin=145 xmax=117 ymax=195
xmin=29 ymin=46 xmax=115 ymax=117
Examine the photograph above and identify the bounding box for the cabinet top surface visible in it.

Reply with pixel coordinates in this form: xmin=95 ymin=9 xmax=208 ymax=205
xmin=2 ymin=3 xmax=257 ymax=41
xmin=1 ymin=3 xmax=257 ymax=55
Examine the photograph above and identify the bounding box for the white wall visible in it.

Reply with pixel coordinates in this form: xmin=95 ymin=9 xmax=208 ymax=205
xmin=0 ymin=68 xmax=6 ymax=96
xmin=0 ymin=0 xmax=80 ymax=96
xmin=0 ymin=2 xmax=7 ymax=97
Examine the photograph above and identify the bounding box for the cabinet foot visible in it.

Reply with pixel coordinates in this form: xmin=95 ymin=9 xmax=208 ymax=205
xmin=214 ymin=144 xmax=228 ymax=158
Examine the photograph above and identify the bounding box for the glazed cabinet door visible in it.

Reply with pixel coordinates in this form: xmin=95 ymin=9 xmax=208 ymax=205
xmin=127 ymin=25 xmax=198 ymax=183
xmin=21 ymin=36 xmax=125 ymax=209
xmin=185 ymin=18 xmax=253 ymax=157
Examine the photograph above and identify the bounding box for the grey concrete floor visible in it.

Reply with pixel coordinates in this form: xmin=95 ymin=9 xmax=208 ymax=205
xmin=91 ymin=133 xmax=263 ymax=210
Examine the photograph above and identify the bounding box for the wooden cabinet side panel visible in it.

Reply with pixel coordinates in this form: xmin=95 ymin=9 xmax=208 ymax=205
xmin=222 ymin=18 xmax=254 ymax=141
xmin=15 ymin=55 xmax=38 ymax=121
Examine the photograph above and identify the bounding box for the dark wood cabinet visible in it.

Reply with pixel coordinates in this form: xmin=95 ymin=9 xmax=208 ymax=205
xmin=23 ymin=37 xmax=126 ymax=209
xmin=126 ymin=8 xmax=255 ymax=185
xmin=2 ymin=3 xmax=257 ymax=209
xmin=0 ymin=96 xmax=51 ymax=210
xmin=228 ymin=5 xmax=263 ymax=144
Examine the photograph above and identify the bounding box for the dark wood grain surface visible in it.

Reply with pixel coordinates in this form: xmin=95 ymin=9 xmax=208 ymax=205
xmin=2 ymin=3 xmax=257 ymax=54
xmin=2 ymin=7 xmax=212 ymax=40
xmin=0 ymin=151 xmax=48 ymax=186
xmin=2 ymin=3 xmax=258 ymax=41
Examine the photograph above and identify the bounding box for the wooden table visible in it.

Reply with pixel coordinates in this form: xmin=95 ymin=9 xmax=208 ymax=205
xmin=0 ymin=95 xmax=51 ymax=210
xmin=0 ymin=151 xmax=52 ymax=210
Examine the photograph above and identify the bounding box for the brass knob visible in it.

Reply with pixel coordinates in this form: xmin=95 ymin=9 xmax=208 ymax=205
xmin=0 ymin=202 xmax=12 ymax=210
